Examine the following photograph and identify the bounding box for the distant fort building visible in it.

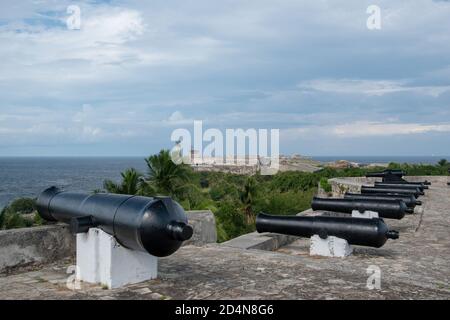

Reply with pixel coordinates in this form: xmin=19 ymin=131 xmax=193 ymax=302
xmin=188 ymin=148 xmax=320 ymax=175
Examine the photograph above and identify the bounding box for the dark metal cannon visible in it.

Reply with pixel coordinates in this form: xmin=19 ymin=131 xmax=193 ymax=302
xmin=344 ymin=192 xmax=421 ymax=208
xmin=311 ymin=197 xmax=410 ymax=219
xmin=256 ymin=213 xmax=399 ymax=248
xmin=366 ymin=169 xmax=406 ymax=182
xmin=36 ymin=187 xmax=193 ymax=257
xmin=366 ymin=169 xmax=431 ymax=185
xmin=361 ymin=186 xmax=423 ymax=198
xmin=374 ymin=182 xmax=427 ymax=191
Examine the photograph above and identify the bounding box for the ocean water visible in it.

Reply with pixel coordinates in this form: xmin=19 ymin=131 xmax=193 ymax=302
xmin=0 ymin=157 xmax=147 ymax=210
xmin=312 ymin=156 xmax=449 ymax=165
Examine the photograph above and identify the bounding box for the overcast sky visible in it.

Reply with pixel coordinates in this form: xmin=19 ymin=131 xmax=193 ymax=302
xmin=1 ymin=0 xmax=449 ymax=156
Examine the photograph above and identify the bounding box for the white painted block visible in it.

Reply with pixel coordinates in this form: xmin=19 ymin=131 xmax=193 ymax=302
xmin=310 ymin=235 xmax=353 ymax=258
xmin=351 ymin=210 xmax=379 ymax=219
xmin=76 ymin=228 xmax=157 ymax=289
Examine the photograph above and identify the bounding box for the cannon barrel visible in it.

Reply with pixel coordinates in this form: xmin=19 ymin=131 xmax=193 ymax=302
xmin=375 ymin=181 xmax=430 ymax=189
xmin=311 ymin=197 xmax=410 ymax=219
xmin=374 ymin=182 xmax=427 ymax=191
xmin=366 ymin=170 xmax=430 ymax=185
xmin=361 ymin=186 xmax=423 ymax=198
xmin=256 ymin=213 xmax=399 ymax=248
xmin=371 ymin=185 xmax=424 ymax=196
xmin=366 ymin=169 xmax=405 ymax=179
xmin=382 ymin=178 xmax=431 ymax=185
xmin=36 ymin=187 xmax=193 ymax=257
xmin=344 ymin=193 xmax=421 ymax=208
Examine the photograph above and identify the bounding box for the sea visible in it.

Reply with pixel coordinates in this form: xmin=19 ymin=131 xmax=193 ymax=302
xmin=0 ymin=156 xmax=448 ymax=210
xmin=311 ymin=156 xmax=449 ymax=165
xmin=0 ymin=157 xmax=148 ymax=210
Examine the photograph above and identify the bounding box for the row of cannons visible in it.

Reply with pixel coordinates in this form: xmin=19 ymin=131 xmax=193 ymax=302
xmin=35 ymin=169 xmax=429 ymax=287
xmin=257 ymin=169 xmax=430 ymax=257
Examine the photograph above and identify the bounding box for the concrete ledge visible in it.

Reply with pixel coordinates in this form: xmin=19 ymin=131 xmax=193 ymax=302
xmin=221 ymin=211 xmax=316 ymax=251
xmin=0 ymin=224 xmax=75 ymax=274
xmin=0 ymin=210 xmax=217 ymax=273
xmin=222 ymin=232 xmax=298 ymax=251
xmin=184 ymin=210 xmax=217 ymax=246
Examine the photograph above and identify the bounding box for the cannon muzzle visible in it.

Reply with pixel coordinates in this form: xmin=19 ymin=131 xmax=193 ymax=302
xmin=344 ymin=193 xmax=420 ymax=209
xmin=311 ymin=197 xmax=409 ymax=219
xmin=37 ymin=187 xmax=193 ymax=257
xmin=256 ymin=213 xmax=399 ymax=248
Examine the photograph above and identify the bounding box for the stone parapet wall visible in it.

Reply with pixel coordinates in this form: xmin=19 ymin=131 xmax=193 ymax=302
xmin=0 ymin=224 xmax=75 ymax=274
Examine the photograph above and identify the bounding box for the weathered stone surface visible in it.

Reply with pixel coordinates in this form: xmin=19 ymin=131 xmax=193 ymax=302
xmin=184 ymin=211 xmax=217 ymax=246
xmin=0 ymin=179 xmax=448 ymax=299
xmin=0 ymin=224 xmax=75 ymax=274
xmin=223 ymin=232 xmax=298 ymax=251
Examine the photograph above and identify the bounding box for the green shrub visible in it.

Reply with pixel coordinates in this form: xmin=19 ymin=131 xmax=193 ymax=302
xmin=320 ymin=177 xmax=332 ymax=193
xmin=0 ymin=208 xmax=4 ymax=228
xmin=0 ymin=197 xmax=44 ymax=230
xmin=387 ymin=162 xmax=449 ymax=176
xmin=33 ymin=212 xmax=46 ymax=226
xmin=253 ymin=189 xmax=316 ymax=216
xmin=209 ymin=183 xmax=239 ymax=201
xmin=8 ymin=197 xmax=36 ymax=214
xmin=214 ymin=200 xmax=252 ymax=242
xmin=199 ymin=176 xmax=209 ymax=188
xmin=0 ymin=209 xmax=33 ymax=230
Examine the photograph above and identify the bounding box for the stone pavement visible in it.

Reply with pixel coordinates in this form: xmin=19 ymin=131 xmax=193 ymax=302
xmin=0 ymin=179 xmax=449 ymax=300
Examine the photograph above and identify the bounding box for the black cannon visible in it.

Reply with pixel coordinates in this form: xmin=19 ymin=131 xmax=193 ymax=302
xmin=374 ymin=182 xmax=427 ymax=191
xmin=370 ymin=185 xmax=424 ymax=196
xmin=366 ymin=169 xmax=431 ymax=185
xmin=311 ymin=197 xmax=410 ymax=219
xmin=344 ymin=192 xmax=421 ymax=208
xmin=256 ymin=213 xmax=399 ymax=248
xmin=361 ymin=186 xmax=423 ymax=198
xmin=36 ymin=187 xmax=193 ymax=257
xmin=366 ymin=169 xmax=406 ymax=182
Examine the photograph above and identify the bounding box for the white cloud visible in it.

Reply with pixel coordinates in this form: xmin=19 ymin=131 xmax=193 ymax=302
xmin=298 ymin=79 xmax=450 ymax=97
xmin=1 ymin=0 xmax=450 ymax=155
xmin=331 ymin=121 xmax=450 ymax=137
xmin=168 ymin=111 xmax=184 ymax=122
xmin=283 ymin=121 xmax=450 ymax=139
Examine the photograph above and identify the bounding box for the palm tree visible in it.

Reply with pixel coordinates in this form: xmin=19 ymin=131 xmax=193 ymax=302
xmin=103 ymin=168 xmax=145 ymax=195
xmin=438 ymin=159 xmax=448 ymax=167
xmin=239 ymin=176 xmax=257 ymax=224
xmin=144 ymin=150 xmax=192 ymax=197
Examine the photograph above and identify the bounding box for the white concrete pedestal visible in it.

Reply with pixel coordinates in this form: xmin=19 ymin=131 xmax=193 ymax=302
xmin=76 ymin=228 xmax=157 ymax=289
xmin=351 ymin=210 xmax=379 ymax=219
xmin=310 ymin=235 xmax=353 ymax=258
